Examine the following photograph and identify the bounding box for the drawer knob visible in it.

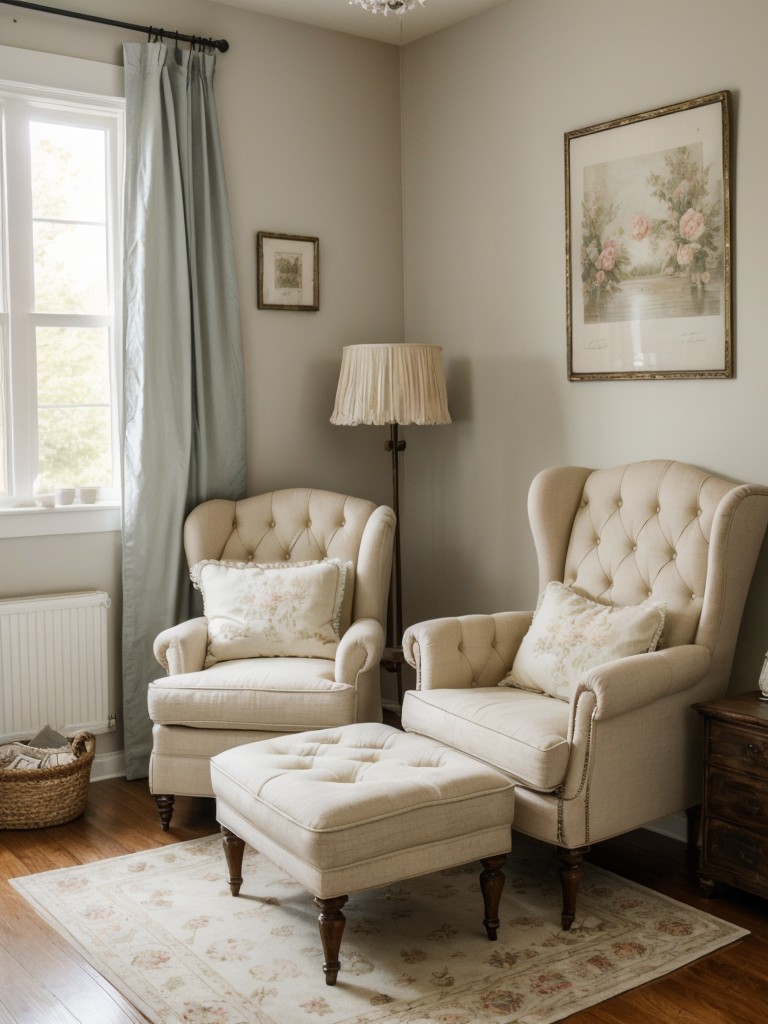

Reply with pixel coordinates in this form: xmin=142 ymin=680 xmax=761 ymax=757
xmin=744 ymin=743 xmax=763 ymax=762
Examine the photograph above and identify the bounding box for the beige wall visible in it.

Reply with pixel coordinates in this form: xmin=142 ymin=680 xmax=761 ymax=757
xmin=400 ymin=0 xmax=768 ymax=689
xmin=2 ymin=0 xmax=766 ymax=756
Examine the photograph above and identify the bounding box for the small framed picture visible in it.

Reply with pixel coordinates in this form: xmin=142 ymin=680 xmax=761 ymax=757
xmin=257 ymin=231 xmax=319 ymax=311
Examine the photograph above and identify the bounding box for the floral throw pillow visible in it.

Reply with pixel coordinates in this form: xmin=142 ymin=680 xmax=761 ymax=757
xmin=499 ymin=581 xmax=666 ymax=701
xmin=190 ymin=559 xmax=350 ymax=666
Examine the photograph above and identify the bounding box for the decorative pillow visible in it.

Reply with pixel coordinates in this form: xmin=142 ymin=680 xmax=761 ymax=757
xmin=499 ymin=581 xmax=666 ymax=701
xmin=190 ymin=559 xmax=351 ymax=666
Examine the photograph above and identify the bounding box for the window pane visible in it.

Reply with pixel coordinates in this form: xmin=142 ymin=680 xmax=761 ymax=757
xmin=33 ymin=221 xmax=109 ymax=313
xmin=30 ymin=121 xmax=106 ymax=222
xmin=37 ymin=406 xmax=112 ymax=492
xmin=36 ymin=326 xmax=110 ymax=404
xmin=0 ymin=325 xmax=7 ymax=497
xmin=36 ymin=326 xmax=113 ymax=492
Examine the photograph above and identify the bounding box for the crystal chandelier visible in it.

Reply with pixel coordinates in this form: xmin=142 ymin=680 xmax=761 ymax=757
xmin=349 ymin=0 xmax=426 ymax=15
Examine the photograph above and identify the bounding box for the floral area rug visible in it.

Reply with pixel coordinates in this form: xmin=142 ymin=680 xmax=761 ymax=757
xmin=10 ymin=833 xmax=746 ymax=1024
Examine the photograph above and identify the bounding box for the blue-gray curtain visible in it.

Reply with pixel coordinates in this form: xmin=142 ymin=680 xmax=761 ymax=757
xmin=121 ymin=42 xmax=246 ymax=780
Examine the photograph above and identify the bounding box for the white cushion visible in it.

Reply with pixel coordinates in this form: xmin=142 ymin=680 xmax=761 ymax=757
xmin=500 ymin=581 xmax=666 ymax=701
xmin=191 ymin=559 xmax=350 ymax=666
xmin=402 ymin=687 xmax=571 ymax=791
xmin=148 ymin=657 xmax=357 ymax=730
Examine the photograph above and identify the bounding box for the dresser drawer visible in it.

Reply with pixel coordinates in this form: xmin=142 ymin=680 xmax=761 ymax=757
xmin=708 ymin=720 xmax=768 ymax=781
xmin=706 ymin=765 xmax=768 ymax=828
xmin=703 ymin=816 xmax=768 ymax=899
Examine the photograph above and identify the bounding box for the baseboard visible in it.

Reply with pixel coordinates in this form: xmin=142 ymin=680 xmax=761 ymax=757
xmin=91 ymin=748 xmax=126 ymax=782
xmin=643 ymin=812 xmax=687 ymax=842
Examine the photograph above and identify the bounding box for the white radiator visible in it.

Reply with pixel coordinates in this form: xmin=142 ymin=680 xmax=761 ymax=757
xmin=0 ymin=592 xmax=112 ymax=743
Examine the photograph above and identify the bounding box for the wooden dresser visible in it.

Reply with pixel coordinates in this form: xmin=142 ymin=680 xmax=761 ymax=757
xmin=694 ymin=690 xmax=768 ymax=899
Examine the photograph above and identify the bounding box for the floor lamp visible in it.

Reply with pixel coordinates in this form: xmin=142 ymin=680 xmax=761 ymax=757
xmin=330 ymin=343 xmax=451 ymax=703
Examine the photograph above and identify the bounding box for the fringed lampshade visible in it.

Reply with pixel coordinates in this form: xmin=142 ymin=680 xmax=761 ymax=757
xmin=330 ymin=344 xmax=451 ymax=427
xmin=331 ymin=344 xmax=450 ymax=703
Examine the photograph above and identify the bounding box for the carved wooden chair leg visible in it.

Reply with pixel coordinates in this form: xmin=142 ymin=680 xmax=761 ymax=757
xmin=557 ymin=845 xmax=590 ymax=931
xmin=154 ymin=794 xmax=174 ymax=832
xmin=221 ymin=826 xmax=246 ymax=896
xmin=479 ymin=854 xmax=507 ymax=940
xmin=314 ymin=895 xmax=348 ymax=985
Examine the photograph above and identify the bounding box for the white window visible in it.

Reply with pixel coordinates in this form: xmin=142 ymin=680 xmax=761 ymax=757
xmin=0 ymin=70 xmax=123 ymax=512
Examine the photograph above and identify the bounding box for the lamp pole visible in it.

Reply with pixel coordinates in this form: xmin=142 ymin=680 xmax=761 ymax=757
xmin=382 ymin=423 xmax=406 ymax=697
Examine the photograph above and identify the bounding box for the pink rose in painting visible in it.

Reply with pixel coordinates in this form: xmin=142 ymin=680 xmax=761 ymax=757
xmin=679 ymin=208 xmax=705 ymax=241
xmin=596 ymin=241 xmax=617 ymax=271
xmin=631 ymin=214 xmax=651 ymax=241
xmin=595 ymin=270 xmax=605 ymax=284
xmin=677 ymin=244 xmax=695 ymax=266
xmin=701 ymin=271 xmax=711 ymax=284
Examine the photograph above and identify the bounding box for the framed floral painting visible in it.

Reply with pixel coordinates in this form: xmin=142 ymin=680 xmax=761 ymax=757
xmin=257 ymin=231 xmax=319 ymax=311
xmin=565 ymin=92 xmax=731 ymax=380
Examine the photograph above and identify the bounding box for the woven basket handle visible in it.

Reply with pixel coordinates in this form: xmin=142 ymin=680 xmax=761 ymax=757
xmin=70 ymin=732 xmax=96 ymax=758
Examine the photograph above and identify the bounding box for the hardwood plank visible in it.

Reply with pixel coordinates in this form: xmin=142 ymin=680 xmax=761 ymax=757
xmin=1 ymin=778 xmax=767 ymax=1023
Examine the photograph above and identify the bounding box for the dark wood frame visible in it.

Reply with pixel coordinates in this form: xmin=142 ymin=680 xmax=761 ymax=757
xmin=257 ymin=231 xmax=319 ymax=311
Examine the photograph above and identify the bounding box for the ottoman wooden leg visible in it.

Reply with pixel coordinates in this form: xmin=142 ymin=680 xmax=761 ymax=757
xmin=221 ymin=826 xmax=246 ymax=896
xmin=480 ymin=854 xmax=507 ymax=940
xmin=314 ymin=895 xmax=348 ymax=985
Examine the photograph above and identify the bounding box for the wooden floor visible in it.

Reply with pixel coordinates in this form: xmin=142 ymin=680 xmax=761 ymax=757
xmin=1 ymin=778 xmax=766 ymax=1023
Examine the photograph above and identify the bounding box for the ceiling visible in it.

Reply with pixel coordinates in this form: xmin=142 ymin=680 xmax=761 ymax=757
xmin=209 ymin=0 xmax=508 ymax=45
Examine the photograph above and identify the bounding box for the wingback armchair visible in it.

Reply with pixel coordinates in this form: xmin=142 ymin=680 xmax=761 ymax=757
xmin=402 ymin=460 xmax=768 ymax=928
xmin=149 ymin=488 xmax=396 ymax=829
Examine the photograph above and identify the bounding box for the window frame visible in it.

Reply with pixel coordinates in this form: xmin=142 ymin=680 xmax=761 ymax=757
xmin=0 ymin=46 xmax=124 ymax=539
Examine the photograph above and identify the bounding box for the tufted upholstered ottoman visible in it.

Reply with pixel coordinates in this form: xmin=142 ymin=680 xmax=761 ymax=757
xmin=210 ymin=722 xmax=516 ymax=984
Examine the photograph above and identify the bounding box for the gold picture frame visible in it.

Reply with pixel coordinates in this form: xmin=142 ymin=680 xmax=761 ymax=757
xmin=566 ymin=92 xmax=731 ymax=380
xmin=257 ymin=231 xmax=319 ymax=311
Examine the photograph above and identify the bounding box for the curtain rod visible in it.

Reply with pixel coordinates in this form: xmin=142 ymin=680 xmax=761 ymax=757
xmin=0 ymin=0 xmax=230 ymax=52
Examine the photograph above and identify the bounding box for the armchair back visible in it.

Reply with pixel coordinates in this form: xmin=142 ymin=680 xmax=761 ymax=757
xmin=184 ymin=488 xmax=393 ymax=627
xmin=529 ymin=461 xmax=768 ymax=685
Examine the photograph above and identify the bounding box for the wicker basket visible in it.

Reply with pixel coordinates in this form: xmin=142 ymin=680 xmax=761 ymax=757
xmin=0 ymin=732 xmax=95 ymax=830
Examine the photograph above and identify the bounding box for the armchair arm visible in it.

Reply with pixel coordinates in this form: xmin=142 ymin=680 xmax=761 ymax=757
xmin=576 ymin=643 xmax=711 ymax=720
xmin=403 ymin=611 xmax=534 ymax=690
xmin=335 ymin=617 xmax=385 ymax=686
xmin=153 ymin=617 xmax=209 ymax=675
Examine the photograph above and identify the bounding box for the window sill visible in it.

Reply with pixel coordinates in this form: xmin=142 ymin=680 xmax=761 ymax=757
xmin=0 ymin=504 xmax=121 ymax=539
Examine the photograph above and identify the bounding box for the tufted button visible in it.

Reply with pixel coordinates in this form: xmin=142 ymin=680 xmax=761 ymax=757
xmin=691 ymin=593 xmax=696 ymax=600
xmin=632 ymin=544 xmax=638 ymax=552
xmin=648 ymin=590 xmax=653 ymax=597
xmin=341 ymin=520 xmax=346 ymax=527
xmin=284 ymin=553 xmax=291 ymax=560
xmin=671 ymin=551 xmax=677 ymax=560
xmin=458 ymin=642 xmax=464 ymax=652
xmin=491 ymin=639 xmax=497 ymax=647
xmin=270 ymin=520 xmax=276 ymax=528
xmin=617 ymin=499 xmax=623 ymax=508
xmin=656 ymin=506 xmax=661 ymax=514
xmin=306 ymin=520 xmax=311 ymax=528
xmin=247 ymin=553 xmax=255 ymax=562
xmin=697 ymin=508 xmax=702 ymax=516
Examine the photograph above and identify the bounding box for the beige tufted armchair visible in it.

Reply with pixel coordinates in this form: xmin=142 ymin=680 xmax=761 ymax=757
xmin=402 ymin=460 xmax=768 ymax=928
xmin=149 ymin=488 xmax=396 ymax=830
